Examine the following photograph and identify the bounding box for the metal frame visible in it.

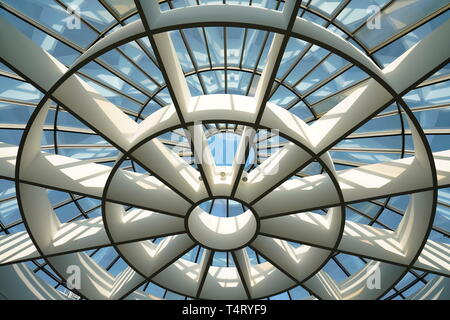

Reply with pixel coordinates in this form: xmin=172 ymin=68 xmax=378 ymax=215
xmin=0 ymin=0 xmax=449 ymax=300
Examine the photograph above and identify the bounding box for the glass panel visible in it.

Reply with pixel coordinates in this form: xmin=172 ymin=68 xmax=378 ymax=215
xmin=415 ymin=107 xmax=450 ymax=130
xmin=373 ymin=10 xmax=450 ymax=67
xmin=2 ymin=0 xmax=98 ymax=48
xmin=404 ymin=81 xmax=450 ymax=108
xmin=270 ymin=85 xmax=297 ymax=108
xmin=285 ymin=45 xmax=328 ymax=85
xmin=0 ymin=77 xmax=42 ymax=103
xmin=296 ymin=54 xmax=349 ymax=93
xmin=0 ymin=199 xmax=21 ymax=225
xmin=323 ymin=259 xmax=348 ymax=282
xmin=227 ymin=27 xmax=244 ymax=67
xmin=336 ymin=0 xmax=390 ymax=32
xmin=186 ymin=28 xmax=211 ymax=68
xmin=204 ymin=27 xmax=225 ymax=67
xmin=356 ymin=0 xmax=445 ymax=49
xmin=242 ymin=29 xmax=268 ymax=70
xmin=103 ymin=0 xmax=136 ymax=17
xmin=377 ymin=208 xmax=402 ymax=229
xmin=307 ymin=67 xmax=367 ymax=104
xmin=0 ymin=102 xmax=34 ymax=124
xmin=60 ymin=0 xmax=115 ymax=31
xmin=309 ymin=0 xmax=342 ymax=16
xmin=301 ymin=10 xmax=328 ymax=26
xmin=277 ymin=38 xmax=308 ymax=78
xmin=100 ymin=50 xmax=158 ymax=93
xmin=336 ymin=254 xmax=366 ymax=274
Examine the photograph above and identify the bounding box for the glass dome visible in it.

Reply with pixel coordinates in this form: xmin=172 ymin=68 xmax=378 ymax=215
xmin=0 ymin=0 xmax=449 ymax=300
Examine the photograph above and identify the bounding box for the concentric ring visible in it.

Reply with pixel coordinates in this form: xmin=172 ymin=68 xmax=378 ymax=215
xmin=0 ymin=1 xmax=447 ymax=300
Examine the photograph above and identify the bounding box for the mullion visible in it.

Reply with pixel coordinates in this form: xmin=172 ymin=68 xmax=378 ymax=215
xmin=0 ymin=2 xmax=85 ymax=52
xmin=363 ymin=198 xmax=389 ymax=228
xmin=274 ymin=0 xmax=283 ymax=11
xmin=53 ymin=105 xmax=60 ymax=155
xmin=347 ymin=204 xmax=393 ymax=231
xmin=66 ymin=203 xmax=103 ymax=223
xmin=164 ymin=0 xmax=207 ymax=96
xmin=224 ymin=27 xmax=228 ymax=94
xmin=386 ymin=273 xmax=428 ymax=300
xmin=272 ymin=1 xmax=364 ymax=118
xmin=69 ymin=194 xmax=89 ymax=219
xmin=32 ymin=260 xmax=48 ymax=273
xmin=178 ymin=30 xmax=208 ymax=94
xmin=407 ymin=270 xmax=429 ymax=285
xmin=307 ymin=77 xmax=368 ymax=109
xmin=330 ymin=147 xmax=406 ymax=155
xmin=0 ymin=98 xmax=40 ymax=107
xmin=285 ymin=66 xmax=348 ymax=115
xmin=292 ymin=51 xmax=335 ymax=88
xmin=52 ymin=195 xmax=84 ymax=210
xmin=77 ymin=70 xmax=146 ymax=104
xmin=355 ymin=256 xmax=408 ymax=299
xmin=202 ymin=27 xmax=213 ymax=69
xmin=208 ymin=199 xmax=215 ymax=214
xmin=245 ymin=31 xmax=270 ymax=96
xmin=0 ymin=69 xmax=24 ymax=82
xmin=239 ymin=29 xmax=248 ymax=69
xmin=97 ymin=0 xmax=122 ymax=22
xmin=194 ymin=246 xmax=202 ymax=263
xmin=115 ymin=47 xmax=162 ymax=89
xmin=0 ymin=221 xmax=10 ymax=235
xmin=132 ymin=38 xmax=165 ymax=86
xmin=286 ymin=289 xmax=292 ymax=300
xmin=255 ymin=252 xmax=261 ymax=264
xmin=54 ymin=101 xmax=93 ymax=221
xmin=270 ymin=0 xmax=349 ymax=97
xmin=97 ymin=0 xmax=168 ymax=96
xmin=0 ymin=195 xmax=16 ymax=203
xmin=106 ymin=255 xmax=121 ymax=271
xmin=31 ymin=261 xmax=66 ymax=288
xmin=53 ymin=0 xmax=101 ymax=34
xmin=332 ymin=256 xmax=351 ymax=277
xmin=79 ymin=59 xmax=154 ymax=99
xmin=136 ymin=91 xmax=171 ymax=121
xmin=338 ymin=0 xmax=394 ymax=37
xmin=88 ymin=248 xmax=101 ymax=258
xmin=6 ymin=0 xmax=159 ymax=105
xmin=438 ymin=200 xmax=450 ymax=209
xmin=300 ymin=63 xmax=354 ymax=100
xmin=383 ymin=203 xmax=450 ymax=238
xmin=1 ymin=220 xmax=23 ymax=233
xmin=301 ymin=0 xmax=372 ymax=55
xmin=417 ymin=74 xmax=450 ymax=88
xmin=269 ymin=41 xmax=312 ymax=95
xmin=341 ymin=0 xmax=447 ymax=57
xmin=368 ymin=5 xmax=448 ymax=54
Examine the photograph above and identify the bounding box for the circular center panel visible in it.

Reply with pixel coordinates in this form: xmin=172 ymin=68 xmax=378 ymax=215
xmin=186 ymin=198 xmax=258 ymax=251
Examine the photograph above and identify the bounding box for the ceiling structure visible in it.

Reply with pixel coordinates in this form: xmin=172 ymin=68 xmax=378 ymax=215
xmin=0 ymin=0 xmax=449 ymax=300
